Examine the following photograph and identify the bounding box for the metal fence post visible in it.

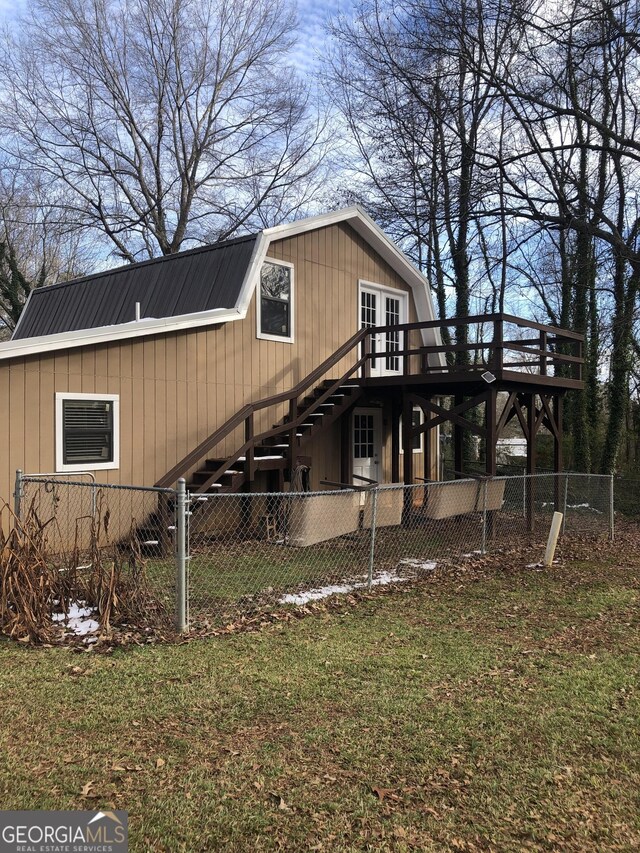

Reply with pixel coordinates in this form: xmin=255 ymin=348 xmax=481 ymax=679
xmin=609 ymin=474 xmax=615 ymax=542
xmin=367 ymin=486 xmax=378 ymax=590
xmin=175 ymin=478 xmax=188 ymax=633
xmin=13 ymin=469 xmax=23 ymax=520
xmin=481 ymin=478 xmax=488 ymax=555
xmin=562 ymin=472 xmax=569 ymax=534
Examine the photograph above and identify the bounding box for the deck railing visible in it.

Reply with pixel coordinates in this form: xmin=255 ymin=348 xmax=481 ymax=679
xmin=371 ymin=313 xmax=583 ymax=381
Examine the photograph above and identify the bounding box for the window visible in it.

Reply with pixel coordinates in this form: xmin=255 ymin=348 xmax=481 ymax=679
xmin=56 ymin=393 xmax=119 ymax=472
xmin=257 ymin=259 xmax=294 ymax=342
xmin=399 ymin=406 xmax=424 ymax=454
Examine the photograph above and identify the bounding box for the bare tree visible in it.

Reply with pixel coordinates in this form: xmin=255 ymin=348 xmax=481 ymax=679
xmin=461 ymin=0 xmax=640 ymax=471
xmin=0 ymin=0 xmax=325 ymax=262
xmin=0 ymin=165 xmax=88 ymax=335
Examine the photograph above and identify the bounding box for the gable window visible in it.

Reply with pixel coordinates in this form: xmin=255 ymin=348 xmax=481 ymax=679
xmin=56 ymin=393 xmax=120 ymax=472
xmin=257 ymin=259 xmax=294 ymax=342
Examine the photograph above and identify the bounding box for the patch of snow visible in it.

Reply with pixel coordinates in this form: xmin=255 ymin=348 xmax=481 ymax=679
xmin=52 ymin=601 xmax=99 ymax=636
xmin=398 ymin=558 xmax=437 ymax=571
xmin=279 ymin=570 xmax=410 ymax=606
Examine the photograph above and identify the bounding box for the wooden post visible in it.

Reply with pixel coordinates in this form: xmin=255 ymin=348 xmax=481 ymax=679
xmin=540 ymin=331 xmax=548 ymax=376
xmin=341 ymin=414 xmax=351 ymax=485
xmin=391 ymin=396 xmax=400 ymax=482
xmin=526 ymin=393 xmax=537 ymax=532
xmin=485 ymin=388 xmax=497 ymax=542
xmin=493 ymin=316 xmax=504 ymax=373
xmin=364 ymin=334 xmax=372 ymax=379
xmin=553 ymin=394 xmax=563 ymax=511
xmin=485 ymin=388 xmax=497 ymax=477
xmin=423 ymin=404 xmax=432 ymax=482
xmin=454 ymin=393 xmax=463 ymax=478
xmin=402 ymin=394 xmax=413 ymax=526
xmin=288 ymin=398 xmax=298 ymax=484
xmin=245 ymin=412 xmax=255 ymax=483
xmin=402 ymin=395 xmax=413 ymax=485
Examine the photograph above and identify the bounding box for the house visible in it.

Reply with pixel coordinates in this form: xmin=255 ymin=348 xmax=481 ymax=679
xmin=0 ymin=206 xmax=583 ymax=528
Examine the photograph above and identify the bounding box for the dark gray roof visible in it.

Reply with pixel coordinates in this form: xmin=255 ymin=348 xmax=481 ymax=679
xmin=13 ymin=234 xmax=258 ymax=340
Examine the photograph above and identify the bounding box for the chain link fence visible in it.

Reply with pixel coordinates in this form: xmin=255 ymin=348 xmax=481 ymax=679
xmin=14 ymin=473 xmax=178 ymax=627
xmin=12 ymin=471 xmax=614 ymax=633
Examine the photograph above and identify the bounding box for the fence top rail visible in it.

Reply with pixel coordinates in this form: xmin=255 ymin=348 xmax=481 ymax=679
xmin=21 ymin=476 xmax=176 ymax=494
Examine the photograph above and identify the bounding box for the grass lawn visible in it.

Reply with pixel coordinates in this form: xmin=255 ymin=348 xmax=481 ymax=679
xmin=1 ymin=539 xmax=639 ymax=851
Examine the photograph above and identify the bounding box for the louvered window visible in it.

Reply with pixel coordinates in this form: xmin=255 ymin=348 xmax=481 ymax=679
xmin=63 ymin=400 xmax=114 ymax=464
xmin=56 ymin=394 xmax=119 ymax=471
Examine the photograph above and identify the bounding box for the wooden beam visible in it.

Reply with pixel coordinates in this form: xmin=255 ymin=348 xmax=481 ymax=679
xmin=485 ymin=388 xmax=497 ymax=477
xmin=526 ymin=393 xmax=536 ymax=532
xmin=496 ymin=391 xmax=518 ymax=439
xmin=402 ymin=394 xmax=413 ymax=485
xmin=412 ymin=392 xmax=488 ymax=438
xmin=554 ymin=395 xmax=563 ymax=511
xmin=514 ymin=396 xmax=530 ymax=440
xmin=391 ymin=396 xmax=400 ymax=483
xmin=454 ymin=393 xmax=464 ymax=479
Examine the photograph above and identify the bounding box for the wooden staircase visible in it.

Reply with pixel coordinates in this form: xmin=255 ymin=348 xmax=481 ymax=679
xmin=155 ymin=323 xmax=373 ymax=496
xmin=185 ymin=380 xmax=362 ymax=493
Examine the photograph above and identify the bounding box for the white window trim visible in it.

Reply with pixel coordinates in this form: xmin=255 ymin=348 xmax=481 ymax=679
xmin=357 ymin=280 xmax=408 ymax=377
xmin=55 ymin=392 xmax=120 ymax=472
xmin=256 ymin=257 xmax=295 ymax=344
xmin=399 ymin=406 xmax=424 ymax=454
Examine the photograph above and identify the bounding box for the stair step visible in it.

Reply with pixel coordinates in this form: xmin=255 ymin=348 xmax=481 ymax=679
xmin=237 ymin=455 xmax=284 ymax=461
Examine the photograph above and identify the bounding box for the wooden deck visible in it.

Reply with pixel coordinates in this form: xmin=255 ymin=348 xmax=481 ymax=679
xmin=156 ymin=312 xmax=584 ymax=495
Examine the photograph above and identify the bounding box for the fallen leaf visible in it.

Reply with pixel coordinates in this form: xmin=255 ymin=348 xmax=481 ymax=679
xmin=80 ymin=781 xmax=94 ymax=798
xmin=372 ymin=786 xmax=394 ymax=801
xmin=155 ymin=758 xmax=165 ymax=769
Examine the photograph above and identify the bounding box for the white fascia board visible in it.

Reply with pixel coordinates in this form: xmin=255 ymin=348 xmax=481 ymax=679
xmin=0 ymin=305 xmax=241 ymax=361
xmin=10 ymin=288 xmax=35 ymax=339
xmin=234 ymin=231 xmax=271 ymax=316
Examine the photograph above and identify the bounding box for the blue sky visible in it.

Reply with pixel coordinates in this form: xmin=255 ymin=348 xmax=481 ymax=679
xmin=291 ymin=0 xmax=353 ymax=73
xmin=0 ymin=0 xmax=353 ymax=74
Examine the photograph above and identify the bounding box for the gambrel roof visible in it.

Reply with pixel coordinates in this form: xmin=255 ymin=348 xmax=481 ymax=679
xmin=13 ymin=234 xmax=258 ymax=339
xmin=0 ymin=206 xmax=437 ymax=361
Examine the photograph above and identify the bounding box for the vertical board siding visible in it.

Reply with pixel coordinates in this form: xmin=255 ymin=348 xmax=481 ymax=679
xmin=0 ymin=222 xmax=425 ymax=501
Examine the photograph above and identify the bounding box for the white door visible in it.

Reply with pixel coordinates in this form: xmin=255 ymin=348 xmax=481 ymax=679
xmin=359 ymin=284 xmax=407 ymax=377
xmin=352 ymin=408 xmax=382 ymax=485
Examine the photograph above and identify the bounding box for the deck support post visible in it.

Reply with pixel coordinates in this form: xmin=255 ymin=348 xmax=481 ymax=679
xmin=245 ymin=413 xmax=255 ymax=484
xmin=423 ymin=402 xmax=432 ymax=483
xmin=485 ymin=388 xmax=498 ymax=542
xmin=553 ymin=395 xmax=563 ymax=512
xmin=526 ymin=393 xmax=537 ymax=532
xmin=402 ymin=394 xmax=413 ymax=525
xmin=288 ymin=399 xmax=298 ymax=484
xmin=454 ymin=393 xmax=464 ymax=478
xmin=485 ymin=388 xmax=497 ymax=477
xmin=391 ymin=396 xmax=400 ymax=483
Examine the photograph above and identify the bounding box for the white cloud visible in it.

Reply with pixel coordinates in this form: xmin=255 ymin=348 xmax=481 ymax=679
xmin=292 ymin=0 xmax=354 ymax=74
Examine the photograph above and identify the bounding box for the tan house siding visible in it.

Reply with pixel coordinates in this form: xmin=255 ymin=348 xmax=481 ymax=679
xmin=0 ymin=221 xmax=428 ymax=505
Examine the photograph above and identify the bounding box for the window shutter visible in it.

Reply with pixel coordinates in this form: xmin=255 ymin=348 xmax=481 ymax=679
xmin=62 ymin=400 xmax=114 ymax=465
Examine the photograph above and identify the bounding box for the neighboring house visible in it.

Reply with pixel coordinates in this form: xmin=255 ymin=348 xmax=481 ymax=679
xmin=0 ymin=206 xmax=583 ymax=521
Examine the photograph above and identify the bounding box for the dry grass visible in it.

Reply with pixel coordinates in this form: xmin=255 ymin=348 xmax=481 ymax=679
xmin=0 ymin=496 xmax=169 ymax=643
